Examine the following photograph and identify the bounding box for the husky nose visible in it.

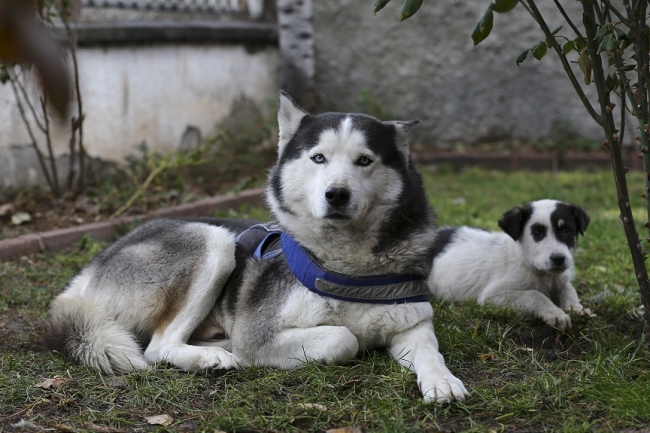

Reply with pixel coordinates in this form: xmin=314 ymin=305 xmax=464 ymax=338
xmin=325 ymin=187 xmax=350 ymax=207
xmin=550 ymin=253 xmax=566 ymax=267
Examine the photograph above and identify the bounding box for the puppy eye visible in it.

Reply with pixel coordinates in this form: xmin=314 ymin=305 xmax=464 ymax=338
xmin=311 ymin=154 xmax=327 ymax=164
xmin=356 ymin=156 xmax=373 ymax=167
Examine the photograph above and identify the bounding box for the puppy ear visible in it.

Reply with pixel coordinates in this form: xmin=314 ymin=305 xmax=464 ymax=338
xmin=278 ymin=90 xmax=308 ymax=155
xmin=498 ymin=204 xmax=533 ymax=241
xmin=569 ymin=203 xmax=590 ymax=236
xmin=384 ymin=119 xmax=419 ymax=154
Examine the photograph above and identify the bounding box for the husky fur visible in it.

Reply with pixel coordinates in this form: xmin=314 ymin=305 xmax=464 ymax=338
xmin=429 ymin=200 xmax=591 ymax=330
xmin=46 ymin=92 xmax=468 ymax=404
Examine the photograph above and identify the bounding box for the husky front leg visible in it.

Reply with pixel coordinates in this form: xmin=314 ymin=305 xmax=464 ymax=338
xmin=388 ymin=321 xmax=468 ymax=404
xmin=143 ymin=225 xmax=242 ymax=371
xmin=234 ymin=326 xmax=360 ymax=369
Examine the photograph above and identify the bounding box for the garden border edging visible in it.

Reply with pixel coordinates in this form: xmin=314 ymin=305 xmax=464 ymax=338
xmin=0 ymin=188 xmax=264 ymax=262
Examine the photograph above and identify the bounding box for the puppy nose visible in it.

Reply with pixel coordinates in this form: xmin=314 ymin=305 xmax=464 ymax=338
xmin=550 ymin=253 xmax=566 ymax=266
xmin=325 ymin=187 xmax=350 ymax=207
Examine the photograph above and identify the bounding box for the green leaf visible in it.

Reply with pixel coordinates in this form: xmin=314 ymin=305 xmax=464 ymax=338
xmin=400 ymin=0 xmax=423 ymax=21
xmin=563 ymin=41 xmax=575 ymax=54
xmin=594 ymin=24 xmax=611 ymax=41
xmin=472 ymin=4 xmax=494 ymax=46
xmin=531 ymin=41 xmax=548 ymax=60
xmin=606 ymin=73 xmax=619 ymax=93
xmin=516 ymin=49 xmax=529 ymax=66
xmin=578 ymin=50 xmax=592 ymax=85
xmin=374 ymin=0 xmax=391 ymax=14
xmin=597 ymin=33 xmax=617 ymax=53
xmin=574 ymin=38 xmax=586 ymax=51
xmin=0 ymin=67 xmax=9 ymax=85
xmin=493 ymin=0 xmax=518 ymax=13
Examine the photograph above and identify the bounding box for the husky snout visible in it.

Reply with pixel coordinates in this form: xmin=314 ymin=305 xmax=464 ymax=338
xmin=325 ymin=186 xmax=351 ymax=207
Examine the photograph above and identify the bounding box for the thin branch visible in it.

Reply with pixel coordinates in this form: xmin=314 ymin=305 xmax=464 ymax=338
xmin=526 ymin=0 xmax=602 ymax=124
xmin=9 ymin=67 xmax=46 ymax=133
xmin=553 ymin=0 xmax=587 ymax=43
xmin=600 ymin=0 xmax=634 ymax=27
xmin=40 ymin=95 xmax=61 ymax=197
xmin=65 ymin=20 xmax=86 ymax=193
xmin=7 ymin=73 xmax=54 ymax=189
xmin=620 ymin=86 xmax=627 ymax=146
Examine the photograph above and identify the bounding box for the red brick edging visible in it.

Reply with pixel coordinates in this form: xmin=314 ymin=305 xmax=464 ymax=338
xmin=0 ymin=188 xmax=264 ymax=262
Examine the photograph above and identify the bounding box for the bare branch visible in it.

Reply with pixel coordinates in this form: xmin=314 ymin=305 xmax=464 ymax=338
xmin=7 ymin=72 xmax=54 ymax=189
xmin=8 ymin=67 xmax=47 ymax=133
xmin=526 ymin=0 xmax=602 ymax=124
xmin=553 ymin=0 xmax=587 ymax=43
xmin=40 ymin=95 xmax=61 ymax=196
xmin=600 ymin=0 xmax=634 ymax=26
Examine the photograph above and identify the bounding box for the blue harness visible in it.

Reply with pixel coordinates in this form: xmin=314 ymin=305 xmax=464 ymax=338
xmin=236 ymin=223 xmax=429 ymax=304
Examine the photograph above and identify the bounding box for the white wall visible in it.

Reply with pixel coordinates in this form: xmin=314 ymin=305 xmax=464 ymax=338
xmin=0 ymin=43 xmax=279 ymax=187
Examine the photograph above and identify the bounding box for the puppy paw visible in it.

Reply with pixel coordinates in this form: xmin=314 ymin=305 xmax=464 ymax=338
xmin=564 ymin=304 xmax=596 ymax=318
xmin=421 ymin=375 xmax=470 ymax=404
xmin=540 ymin=309 xmax=572 ymax=331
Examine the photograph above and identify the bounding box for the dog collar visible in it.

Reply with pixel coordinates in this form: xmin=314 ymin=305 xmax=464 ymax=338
xmin=235 ymin=224 xmax=429 ymax=304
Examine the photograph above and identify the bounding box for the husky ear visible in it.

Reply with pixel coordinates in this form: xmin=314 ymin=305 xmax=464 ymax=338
xmin=498 ymin=204 xmax=533 ymax=241
xmin=569 ymin=203 xmax=590 ymax=236
xmin=278 ymin=91 xmax=308 ymax=155
xmin=384 ymin=119 xmax=419 ymax=154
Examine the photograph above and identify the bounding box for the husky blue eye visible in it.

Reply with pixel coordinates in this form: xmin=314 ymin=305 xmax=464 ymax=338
xmin=356 ymin=156 xmax=373 ymax=167
xmin=311 ymin=154 xmax=326 ymax=164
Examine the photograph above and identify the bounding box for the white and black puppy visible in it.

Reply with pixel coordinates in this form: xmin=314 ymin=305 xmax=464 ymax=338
xmin=429 ymin=199 xmax=591 ymax=330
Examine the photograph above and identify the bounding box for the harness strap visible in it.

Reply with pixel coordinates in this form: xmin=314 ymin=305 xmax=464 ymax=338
xmin=280 ymin=233 xmax=429 ymax=304
xmin=235 ymin=224 xmax=429 ymax=304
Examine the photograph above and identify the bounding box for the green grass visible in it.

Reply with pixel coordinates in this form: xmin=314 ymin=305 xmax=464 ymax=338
xmin=1 ymin=168 xmax=649 ymax=432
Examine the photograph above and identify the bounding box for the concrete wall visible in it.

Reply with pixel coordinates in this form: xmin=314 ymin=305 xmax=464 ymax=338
xmin=0 ymin=38 xmax=279 ymax=187
xmin=312 ymin=0 xmax=605 ymax=149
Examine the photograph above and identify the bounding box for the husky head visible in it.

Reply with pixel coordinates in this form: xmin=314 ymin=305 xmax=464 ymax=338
xmin=498 ymin=199 xmax=590 ymax=274
xmin=266 ymin=91 xmax=435 ymax=273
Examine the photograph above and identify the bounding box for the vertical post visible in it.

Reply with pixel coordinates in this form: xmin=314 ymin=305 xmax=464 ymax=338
xmin=276 ymin=0 xmax=315 ymax=110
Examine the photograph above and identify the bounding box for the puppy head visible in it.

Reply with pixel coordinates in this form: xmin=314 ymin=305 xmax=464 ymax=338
xmin=498 ymin=199 xmax=590 ymax=273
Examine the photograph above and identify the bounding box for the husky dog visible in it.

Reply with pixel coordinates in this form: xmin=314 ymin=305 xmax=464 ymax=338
xmin=46 ymin=92 xmax=468 ymax=404
xmin=429 ymin=200 xmax=591 ymax=330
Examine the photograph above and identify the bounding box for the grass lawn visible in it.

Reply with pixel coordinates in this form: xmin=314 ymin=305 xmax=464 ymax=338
xmin=1 ymin=167 xmax=649 ymax=432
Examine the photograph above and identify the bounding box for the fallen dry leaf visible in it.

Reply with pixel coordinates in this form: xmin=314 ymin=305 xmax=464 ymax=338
xmin=144 ymin=414 xmax=173 ymax=426
xmin=11 ymin=211 xmax=32 ymax=226
xmin=34 ymin=375 xmax=66 ymax=389
xmin=296 ymin=403 xmax=328 ymax=412
xmin=10 ymin=419 xmax=45 ymax=430
xmin=0 ymin=202 xmax=14 ymax=217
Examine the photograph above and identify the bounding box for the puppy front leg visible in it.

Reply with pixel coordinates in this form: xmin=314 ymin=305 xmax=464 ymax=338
xmin=388 ymin=321 xmax=468 ymax=404
xmin=480 ymin=283 xmax=572 ymax=330
xmin=557 ymin=280 xmax=593 ymax=317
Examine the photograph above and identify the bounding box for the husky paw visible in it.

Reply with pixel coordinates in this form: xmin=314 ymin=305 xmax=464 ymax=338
xmin=540 ymin=309 xmax=572 ymax=331
xmin=195 ymin=348 xmax=242 ymax=371
xmin=420 ymin=375 xmax=469 ymax=404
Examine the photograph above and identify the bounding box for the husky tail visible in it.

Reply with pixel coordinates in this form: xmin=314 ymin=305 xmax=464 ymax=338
xmin=46 ymin=295 xmax=148 ymax=375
